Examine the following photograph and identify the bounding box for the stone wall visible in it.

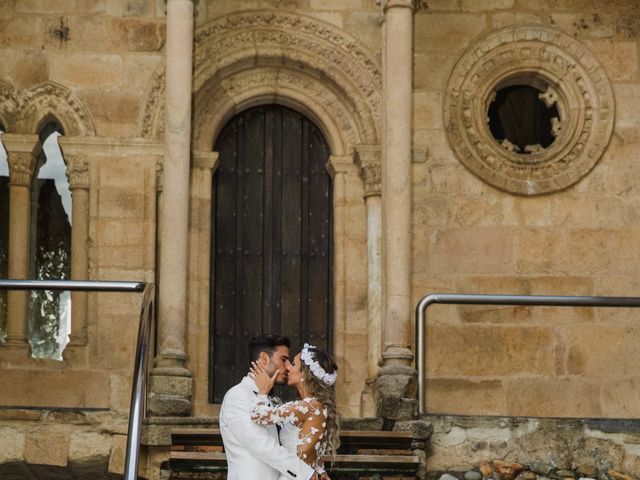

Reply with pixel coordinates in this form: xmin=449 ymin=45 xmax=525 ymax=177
xmin=412 ymin=0 xmax=640 ymax=419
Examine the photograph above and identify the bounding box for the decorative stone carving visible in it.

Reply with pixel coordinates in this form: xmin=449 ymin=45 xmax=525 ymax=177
xmin=142 ymin=11 xmax=382 ymax=153
xmin=8 ymin=151 xmax=36 ymax=187
xmin=444 ymin=25 xmax=615 ymax=195
xmin=17 ymin=81 xmax=96 ymax=136
xmin=0 ymin=79 xmax=95 ymax=137
xmin=355 ymin=145 xmax=382 ymax=197
xmin=65 ymin=154 xmax=89 ymax=189
xmin=0 ymin=80 xmax=18 ymax=131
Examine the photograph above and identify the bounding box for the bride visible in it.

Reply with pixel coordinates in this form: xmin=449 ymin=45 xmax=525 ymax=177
xmin=250 ymin=343 xmax=340 ymax=476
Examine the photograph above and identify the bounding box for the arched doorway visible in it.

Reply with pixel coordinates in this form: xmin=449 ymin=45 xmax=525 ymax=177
xmin=209 ymin=105 xmax=333 ymax=403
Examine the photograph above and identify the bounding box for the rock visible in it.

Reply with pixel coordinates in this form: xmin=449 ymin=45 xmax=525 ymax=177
xmin=608 ymin=471 xmax=634 ymax=480
xmin=530 ymin=464 xmax=555 ymax=476
xmin=577 ymin=466 xmax=598 ymax=478
xmin=440 ymin=474 xmax=460 ymax=480
xmin=556 ymin=470 xmax=575 ymax=478
xmin=480 ymin=461 xmax=494 ymax=477
xmin=466 ymin=471 xmax=483 ymax=480
xmin=494 ymin=461 xmax=525 ymax=480
xmin=522 ymin=472 xmax=537 ymax=480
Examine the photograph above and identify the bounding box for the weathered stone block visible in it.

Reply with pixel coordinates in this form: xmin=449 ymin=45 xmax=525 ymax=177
xmin=505 ymin=378 xmax=601 ymax=417
xmin=461 ymin=0 xmax=514 ymax=11
xmin=426 ymin=325 xmax=555 ymax=377
xmin=149 ymin=374 xmax=192 ymax=397
xmin=68 ymin=432 xmax=111 ymax=465
xmin=414 ymin=13 xmax=487 ymax=54
xmin=110 ymin=18 xmax=165 ymax=52
xmin=378 ymin=395 xmax=418 ymax=421
xmin=426 ymin=378 xmax=506 ymax=416
xmin=107 ymin=434 xmax=127 ymax=475
xmin=583 ymin=40 xmax=638 ymax=81
xmin=50 ymin=54 xmax=123 ymax=88
xmin=394 ymin=418 xmax=433 ymax=440
xmin=148 ymin=394 xmax=191 ymax=417
xmin=24 ymin=431 xmax=70 ymax=467
xmin=514 ymin=228 xmax=569 ymax=275
xmin=429 ymin=228 xmax=516 ymax=275
xmin=0 ymin=370 xmax=110 ymax=409
xmin=0 ymin=427 xmax=25 ymax=462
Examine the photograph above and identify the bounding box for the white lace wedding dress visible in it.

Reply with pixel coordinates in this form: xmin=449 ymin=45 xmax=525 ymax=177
xmin=252 ymin=395 xmax=329 ymax=477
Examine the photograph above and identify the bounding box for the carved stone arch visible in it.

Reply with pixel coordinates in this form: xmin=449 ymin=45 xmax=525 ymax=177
xmin=192 ymin=67 xmax=360 ymax=155
xmin=0 ymin=80 xmax=19 ymax=132
xmin=16 ymin=81 xmax=96 ymax=136
xmin=142 ymin=10 xmax=382 ymax=154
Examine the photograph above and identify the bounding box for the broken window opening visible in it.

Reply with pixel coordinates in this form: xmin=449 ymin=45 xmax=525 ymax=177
xmin=488 ymin=84 xmax=560 ymax=154
xmin=28 ymin=125 xmax=72 ymax=360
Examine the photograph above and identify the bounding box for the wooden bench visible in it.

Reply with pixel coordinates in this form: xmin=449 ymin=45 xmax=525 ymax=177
xmin=167 ymin=428 xmax=420 ymax=479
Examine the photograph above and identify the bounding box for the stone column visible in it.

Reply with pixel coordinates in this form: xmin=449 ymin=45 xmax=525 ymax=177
xmin=378 ymin=0 xmax=417 ymax=421
xmin=66 ymin=154 xmax=89 ymax=345
xmin=150 ymin=0 xmax=194 ymax=417
xmin=326 ymin=154 xmax=357 ymax=397
xmin=356 ymin=145 xmax=383 ymax=417
xmin=4 ymin=136 xmax=39 ymax=347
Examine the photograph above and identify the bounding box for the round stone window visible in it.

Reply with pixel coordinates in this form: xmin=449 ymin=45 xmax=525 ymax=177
xmin=444 ymin=26 xmax=614 ymax=195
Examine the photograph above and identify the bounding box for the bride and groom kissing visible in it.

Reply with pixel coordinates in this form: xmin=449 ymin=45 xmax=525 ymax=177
xmin=219 ymin=334 xmax=339 ymax=480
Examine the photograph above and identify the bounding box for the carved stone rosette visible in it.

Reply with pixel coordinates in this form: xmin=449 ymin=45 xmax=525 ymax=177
xmin=444 ymin=25 xmax=615 ymax=195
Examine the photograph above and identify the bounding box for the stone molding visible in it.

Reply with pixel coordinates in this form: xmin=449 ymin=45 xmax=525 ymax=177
xmin=383 ymin=0 xmax=415 ymax=11
xmin=142 ymin=10 xmax=382 ymax=154
xmin=444 ymin=25 xmax=615 ymax=195
xmin=355 ymin=145 xmax=382 ymax=197
xmin=0 ymin=80 xmax=96 ymax=136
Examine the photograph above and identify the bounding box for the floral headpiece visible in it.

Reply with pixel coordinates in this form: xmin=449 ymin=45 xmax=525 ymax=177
xmin=300 ymin=343 xmax=337 ymax=386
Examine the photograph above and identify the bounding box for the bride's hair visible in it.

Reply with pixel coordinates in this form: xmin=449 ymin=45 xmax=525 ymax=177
xmin=300 ymin=346 xmax=340 ymax=456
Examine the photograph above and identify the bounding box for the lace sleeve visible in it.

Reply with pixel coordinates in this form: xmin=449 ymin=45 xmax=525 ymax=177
xmin=251 ymin=395 xmax=307 ymax=427
xmin=296 ymin=399 xmax=328 ymax=466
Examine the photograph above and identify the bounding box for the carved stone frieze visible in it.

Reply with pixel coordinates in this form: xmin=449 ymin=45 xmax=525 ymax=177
xmin=142 ymin=11 xmax=382 ymax=152
xmin=444 ymin=25 xmax=614 ymax=195
xmin=8 ymin=151 xmax=36 ymax=187
xmin=65 ymin=154 xmax=89 ymax=189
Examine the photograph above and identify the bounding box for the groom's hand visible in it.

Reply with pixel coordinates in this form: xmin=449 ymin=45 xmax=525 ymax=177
xmin=320 ymin=473 xmax=331 ymax=480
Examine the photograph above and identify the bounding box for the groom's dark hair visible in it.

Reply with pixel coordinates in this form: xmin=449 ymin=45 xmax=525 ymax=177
xmin=248 ymin=334 xmax=291 ymax=362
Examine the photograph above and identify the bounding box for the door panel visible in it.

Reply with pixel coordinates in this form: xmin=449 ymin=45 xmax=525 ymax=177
xmin=210 ymin=105 xmax=333 ymax=403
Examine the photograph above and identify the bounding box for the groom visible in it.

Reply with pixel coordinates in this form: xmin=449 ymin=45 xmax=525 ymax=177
xmin=219 ymin=334 xmax=319 ymax=480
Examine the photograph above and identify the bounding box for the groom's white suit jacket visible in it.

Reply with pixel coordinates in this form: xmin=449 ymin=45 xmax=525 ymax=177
xmin=219 ymin=376 xmax=315 ymax=480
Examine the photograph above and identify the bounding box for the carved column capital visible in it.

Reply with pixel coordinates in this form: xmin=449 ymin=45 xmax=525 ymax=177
xmin=355 ymin=145 xmax=381 ymax=197
xmin=65 ymin=154 xmax=89 ymax=190
xmin=326 ymin=154 xmax=357 ymax=178
xmin=8 ymin=151 xmax=36 ymax=187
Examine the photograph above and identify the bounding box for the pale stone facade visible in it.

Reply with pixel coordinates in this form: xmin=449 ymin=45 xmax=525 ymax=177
xmin=1 ymin=0 xmax=640 ymax=478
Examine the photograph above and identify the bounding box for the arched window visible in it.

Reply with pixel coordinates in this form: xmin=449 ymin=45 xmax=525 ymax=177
xmin=29 ymin=124 xmax=72 ymax=359
xmin=0 ymin=125 xmax=8 ymax=344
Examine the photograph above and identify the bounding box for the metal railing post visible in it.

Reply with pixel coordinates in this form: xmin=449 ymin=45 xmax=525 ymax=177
xmin=0 ymin=279 xmax=153 ymax=480
xmin=415 ymin=293 xmax=640 ymax=415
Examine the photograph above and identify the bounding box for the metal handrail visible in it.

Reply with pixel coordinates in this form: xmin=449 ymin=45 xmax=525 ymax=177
xmin=0 ymin=279 xmax=153 ymax=480
xmin=415 ymin=293 xmax=640 ymax=415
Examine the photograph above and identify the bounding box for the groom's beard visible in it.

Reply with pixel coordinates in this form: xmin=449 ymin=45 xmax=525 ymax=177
xmin=267 ymin=362 xmax=288 ymax=385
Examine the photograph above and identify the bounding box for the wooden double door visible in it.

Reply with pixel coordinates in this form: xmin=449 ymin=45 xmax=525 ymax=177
xmin=210 ymin=105 xmax=333 ymax=403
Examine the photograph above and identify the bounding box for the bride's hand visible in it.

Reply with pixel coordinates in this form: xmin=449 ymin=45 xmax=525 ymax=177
xmin=250 ymin=361 xmax=279 ymax=395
